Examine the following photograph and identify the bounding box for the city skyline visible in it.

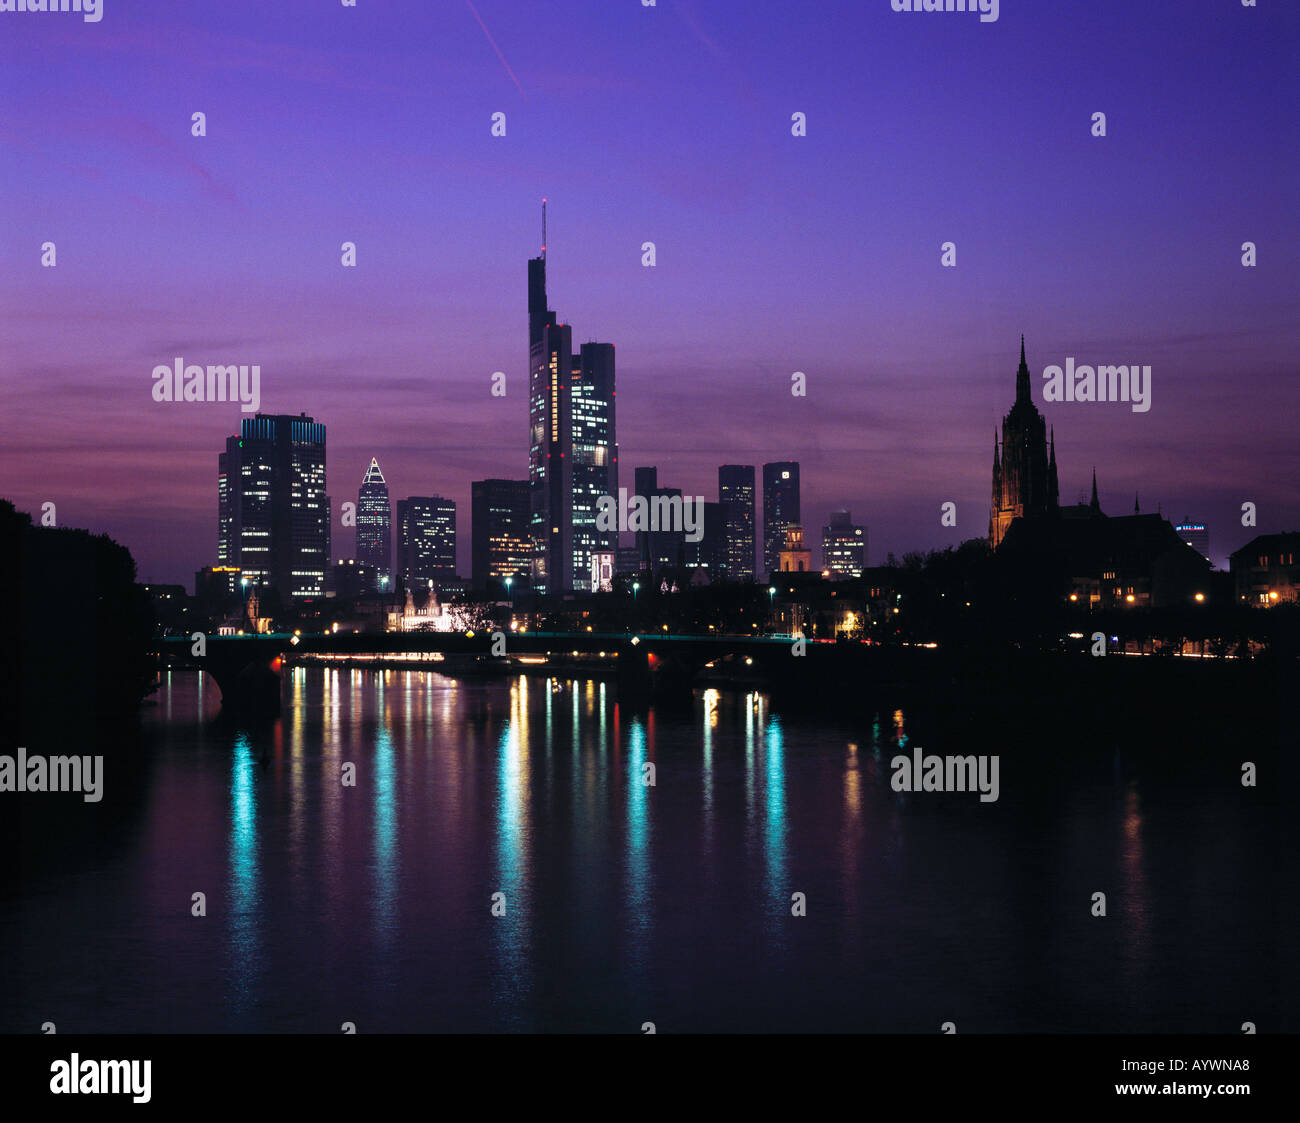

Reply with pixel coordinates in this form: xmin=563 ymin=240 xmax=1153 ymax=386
xmin=1 ymin=0 xmax=1296 ymax=584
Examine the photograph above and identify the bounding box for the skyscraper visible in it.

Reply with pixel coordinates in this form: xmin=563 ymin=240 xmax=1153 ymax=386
xmin=683 ymin=501 xmax=728 ymax=575
xmin=718 ymin=464 xmax=756 ymax=580
xmin=356 ymin=458 xmax=392 ymax=585
xmin=217 ymin=412 xmax=328 ymax=599
xmin=822 ymin=509 xmax=867 ymax=576
xmin=989 ymin=336 xmax=1059 ymax=548
xmin=396 ymin=496 xmax=456 ymax=587
xmin=527 ymin=207 xmax=617 ymax=594
xmin=633 ymin=466 xmax=686 ymax=574
xmin=472 ymin=479 xmax=531 ymax=592
xmin=528 ymin=229 xmax=571 ymax=595
xmin=570 ymin=341 xmax=617 ymax=591
xmin=762 ymin=461 xmax=800 ymax=578
xmin=1175 ymin=520 xmax=1210 ymax=563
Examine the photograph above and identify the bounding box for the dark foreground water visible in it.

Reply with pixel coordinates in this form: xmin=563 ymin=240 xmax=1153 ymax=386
xmin=0 ymin=667 xmax=1283 ymax=1033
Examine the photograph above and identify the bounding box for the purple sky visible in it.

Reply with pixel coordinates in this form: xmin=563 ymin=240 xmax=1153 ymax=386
xmin=1 ymin=0 xmax=1297 ymax=583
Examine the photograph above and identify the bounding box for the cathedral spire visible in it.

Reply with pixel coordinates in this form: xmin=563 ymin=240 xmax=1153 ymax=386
xmin=1090 ymin=467 xmax=1100 ymax=514
xmin=1134 ymin=492 xmax=1140 ymax=514
xmin=1015 ymin=335 xmax=1031 ymax=404
xmin=1048 ymin=427 xmax=1059 ymax=510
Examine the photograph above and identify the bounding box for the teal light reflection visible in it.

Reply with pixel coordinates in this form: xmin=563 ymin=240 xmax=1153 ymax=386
xmin=492 ymin=696 xmax=532 ymax=1022
xmin=764 ymin=716 xmax=788 ymax=914
xmin=228 ymin=733 xmax=262 ymax=1016
xmin=625 ymin=718 xmax=652 ymax=958
xmin=372 ymin=724 xmax=398 ymax=952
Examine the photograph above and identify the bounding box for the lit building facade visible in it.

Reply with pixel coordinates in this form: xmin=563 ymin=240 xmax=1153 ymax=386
xmin=821 ymin=510 xmax=867 ymax=576
xmin=471 ymin=478 xmax=531 ymax=593
xmin=989 ymin=337 xmax=1059 ymax=548
xmin=762 ymin=461 xmax=800 ymax=578
xmin=777 ymin=525 xmax=812 ymax=573
xmin=527 ymin=218 xmax=617 ymax=595
xmin=570 ymin=341 xmax=617 ymax=591
xmin=218 ymin=412 xmax=328 ymax=599
xmin=396 ymin=496 xmax=456 ymax=588
xmin=356 ymin=458 xmax=392 ymax=585
xmin=718 ymin=464 xmax=755 ymax=580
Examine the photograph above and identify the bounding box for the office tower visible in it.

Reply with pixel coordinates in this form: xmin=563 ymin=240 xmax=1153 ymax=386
xmin=528 ymin=228 xmax=571 ymax=595
xmin=218 ymin=412 xmax=328 ymax=599
xmin=989 ymin=336 xmax=1060 ymax=548
xmin=633 ymin=466 xmax=688 ymax=573
xmin=634 ymin=466 xmax=658 ymax=570
xmin=683 ymin=501 xmax=728 ymax=574
xmin=1176 ymin=520 xmax=1210 ymax=563
xmin=762 ymin=461 xmax=800 ymax=578
xmin=570 ymin=341 xmax=617 ymax=591
xmin=822 ymin=509 xmax=867 ymax=577
xmin=330 ymin=559 xmax=380 ymax=600
xmin=396 ymin=497 xmax=456 ymax=588
xmin=718 ymin=464 xmax=756 ymax=580
xmin=615 ymin=545 xmax=643 ymax=576
xmin=356 ymin=458 xmax=392 ymax=585
xmin=472 ymin=479 xmax=531 ymax=592
xmin=527 ymin=207 xmax=617 ymax=594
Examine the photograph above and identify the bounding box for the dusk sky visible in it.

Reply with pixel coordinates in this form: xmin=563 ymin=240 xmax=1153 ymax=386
xmin=1 ymin=0 xmax=1296 ymax=583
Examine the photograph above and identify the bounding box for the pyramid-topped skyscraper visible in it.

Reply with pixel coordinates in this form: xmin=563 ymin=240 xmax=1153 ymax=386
xmin=356 ymin=457 xmax=392 ymax=585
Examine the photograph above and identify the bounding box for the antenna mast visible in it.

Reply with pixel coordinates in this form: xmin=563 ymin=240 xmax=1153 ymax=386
xmin=541 ymin=197 xmax=547 ymax=260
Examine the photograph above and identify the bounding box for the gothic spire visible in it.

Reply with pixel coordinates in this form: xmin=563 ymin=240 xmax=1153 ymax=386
xmin=1048 ymin=427 xmax=1059 ymax=510
xmin=1015 ymin=335 xmax=1031 ymax=404
xmin=1090 ymin=468 xmax=1100 ymax=514
xmin=1134 ymin=492 xmax=1140 ymax=514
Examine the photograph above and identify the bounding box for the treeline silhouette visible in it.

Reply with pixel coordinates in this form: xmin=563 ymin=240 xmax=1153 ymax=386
xmin=0 ymin=499 xmax=156 ymax=750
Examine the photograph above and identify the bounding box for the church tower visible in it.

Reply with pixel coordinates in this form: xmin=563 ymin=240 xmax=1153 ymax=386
xmin=989 ymin=337 xmax=1059 ymax=547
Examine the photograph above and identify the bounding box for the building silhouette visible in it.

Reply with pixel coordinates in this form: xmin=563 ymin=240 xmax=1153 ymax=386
xmin=684 ymin=501 xmax=728 ymax=576
xmin=1175 ymin=520 xmax=1210 ymax=563
xmin=989 ymin=337 xmax=1059 ymax=548
xmin=762 ymin=461 xmax=800 ymax=578
xmin=218 ymin=412 xmax=328 ymax=599
xmin=718 ymin=464 xmax=756 ymax=580
xmin=356 ymin=458 xmax=392 ymax=585
xmin=471 ymin=479 xmax=530 ymax=593
xmin=1231 ymin=533 xmax=1300 ymax=605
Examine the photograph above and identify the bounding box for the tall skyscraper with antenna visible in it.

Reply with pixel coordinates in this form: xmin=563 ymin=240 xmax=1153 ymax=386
xmin=527 ymin=201 xmax=617 ymax=593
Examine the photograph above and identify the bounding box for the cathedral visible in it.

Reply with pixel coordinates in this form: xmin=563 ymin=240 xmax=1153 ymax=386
xmin=989 ymin=337 xmax=1059 ymax=548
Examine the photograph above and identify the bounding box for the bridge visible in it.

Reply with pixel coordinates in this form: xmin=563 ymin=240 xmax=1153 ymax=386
xmin=157 ymin=630 xmax=905 ymax=715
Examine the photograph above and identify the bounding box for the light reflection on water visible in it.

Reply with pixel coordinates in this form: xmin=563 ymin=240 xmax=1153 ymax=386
xmin=0 ymin=667 xmax=1278 ymax=1034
